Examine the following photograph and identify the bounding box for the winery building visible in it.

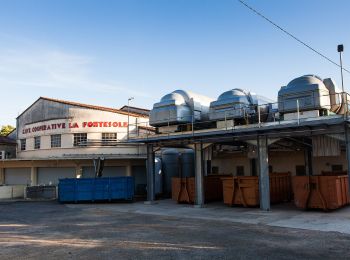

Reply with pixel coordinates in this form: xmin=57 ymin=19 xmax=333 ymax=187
xmin=0 ymin=97 xmax=150 ymax=194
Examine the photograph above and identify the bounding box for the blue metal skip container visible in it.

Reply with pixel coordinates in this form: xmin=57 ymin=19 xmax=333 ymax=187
xmin=58 ymin=177 xmax=134 ymax=203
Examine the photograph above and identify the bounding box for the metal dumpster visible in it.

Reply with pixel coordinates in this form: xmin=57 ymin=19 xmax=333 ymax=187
xmin=58 ymin=177 xmax=134 ymax=203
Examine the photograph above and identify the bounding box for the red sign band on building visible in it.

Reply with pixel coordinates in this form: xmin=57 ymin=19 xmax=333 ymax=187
xmin=22 ymin=121 xmax=128 ymax=134
xmin=82 ymin=121 xmax=128 ymax=128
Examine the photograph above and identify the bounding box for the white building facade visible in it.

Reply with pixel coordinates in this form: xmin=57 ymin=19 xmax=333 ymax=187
xmin=0 ymin=97 xmax=151 ymax=195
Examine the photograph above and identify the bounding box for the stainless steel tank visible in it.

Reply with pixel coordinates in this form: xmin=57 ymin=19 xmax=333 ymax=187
xmin=154 ymin=157 xmax=163 ymax=195
xmin=278 ymin=75 xmax=333 ymax=114
xmin=209 ymin=88 xmax=276 ymax=123
xmin=161 ymin=148 xmax=180 ymax=197
xmin=149 ymin=90 xmax=214 ymax=127
xmin=181 ymin=149 xmax=194 ymax=178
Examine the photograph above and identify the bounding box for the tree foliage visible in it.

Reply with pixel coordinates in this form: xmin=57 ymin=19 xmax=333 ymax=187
xmin=0 ymin=125 xmax=15 ymax=136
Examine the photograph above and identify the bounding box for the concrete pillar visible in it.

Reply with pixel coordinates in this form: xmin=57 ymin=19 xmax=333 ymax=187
xmin=258 ymin=136 xmax=270 ymax=211
xmin=30 ymin=167 xmax=37 ymax=186
xmin=146 ymin=144 xmax=155 ymax=202
xmin=194 ymin=142 xmax=205 ymax=207
xmin=0 ymin=168 xmax=4 ymax=185
xmin=345 ymin=126 xmax=350 ymax=197
xmin=126 ymin=162 xmax=132 ymax=177
xmin=75 ymin=166 xmax=82 ymax=178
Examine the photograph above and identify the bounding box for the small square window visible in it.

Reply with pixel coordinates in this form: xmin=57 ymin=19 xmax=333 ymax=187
xmin=51 ymin=134 xmax=61 ymax=148
xmin=74 ymin=133 xmax=87 ymax=147
xmin=236 ymin=166 xmax=244 ymax=176
xmin=34 ymin=136 xmax=41 ymax=149
xmin=102 ymin=133 xmax=117 ymax=146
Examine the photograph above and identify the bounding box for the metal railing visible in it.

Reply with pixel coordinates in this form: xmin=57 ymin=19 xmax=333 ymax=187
xmin=127 ymin=91 xmax=350 ymax=140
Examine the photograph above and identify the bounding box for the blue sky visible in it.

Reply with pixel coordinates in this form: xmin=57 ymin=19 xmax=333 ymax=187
xmin=1 ymin=0 xmax=349 ymax=126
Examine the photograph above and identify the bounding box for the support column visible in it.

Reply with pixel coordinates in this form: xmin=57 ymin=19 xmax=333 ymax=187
xmin=194 ymin=142 xmax=204 ymax=207
xmin=345 ymin=126 xmax=350 ymax=197
xmin=146 ymin=144 xmax=155 ymax=203
xmin=258 ymin=136 xmax=270 ymax=211
xmin=126 ymin=162 xmax=132 ymax=177
xmin=75 ymin=166 xmax=82 ymax=178
xmin=30 ymin=167 xmax=37 ymax=186
xmin=0 ymin=168 xmax=4 ymax=185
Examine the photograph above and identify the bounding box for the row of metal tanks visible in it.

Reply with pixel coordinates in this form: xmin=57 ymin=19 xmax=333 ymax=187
xmin=149 ymin=74 xmax=348 ymax=132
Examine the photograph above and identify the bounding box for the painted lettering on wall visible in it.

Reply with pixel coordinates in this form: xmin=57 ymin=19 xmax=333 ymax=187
xmin=22 ymin=121 xmax=128 ymax=135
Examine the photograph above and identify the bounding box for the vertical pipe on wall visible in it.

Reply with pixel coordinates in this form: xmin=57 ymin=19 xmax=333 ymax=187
xmin=258 ymin=135 xmax=270 ymax=211
xmin=194 ymin=142 xmax=204 ymax=207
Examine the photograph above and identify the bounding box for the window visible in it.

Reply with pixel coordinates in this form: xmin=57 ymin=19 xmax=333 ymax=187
xmin=236 ymin=166 xmax=244 ymax=176
xmin=296 ymin=165 xmax=306 ymax=176
xmin=74 ymin=133 xmax=87 ymax=147
xmin=51 ymin=134 xmax=61 ymax=148
xmin=331 ymin=165 xmax=343 ymax=172
xmin=34 ymin=136 xmax=41 ymax=149
xmin=102 ymin=133 xmax=117 ymax=142
xmin=20 ymin=139 xmax=26 ymax=151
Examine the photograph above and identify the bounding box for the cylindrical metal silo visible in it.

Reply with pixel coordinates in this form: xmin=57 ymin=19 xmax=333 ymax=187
xmin=154 ymin=157 xmax=163 ymax=195
xmin=181 ymin=149 xmax=195 ymax=178
xmin=161 ymin=149 xmax=180 ymax=197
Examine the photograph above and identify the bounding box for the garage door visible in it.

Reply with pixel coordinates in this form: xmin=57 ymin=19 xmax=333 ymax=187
xmin=133 ymin=165 xmax=147 ymax=196
xmin=38 ymin=167 xmax=76 ymax=185
xmin=82 ymin=166 xmax=126 ymax=178
xmin=4 ymin=168 xmax=31 ymax=185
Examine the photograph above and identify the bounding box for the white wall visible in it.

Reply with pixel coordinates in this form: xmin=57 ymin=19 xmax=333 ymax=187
xmin=17 ymin=106 xmax=148 ymax=159
xmin=211 ymin=150 xmax=347 ymax=176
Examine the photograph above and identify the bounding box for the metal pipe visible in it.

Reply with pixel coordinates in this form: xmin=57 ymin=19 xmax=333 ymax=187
xmin=127 ymin=97 xmax=134 ymax=140
xmin=297 ymin=99 xmax=300 ymax=125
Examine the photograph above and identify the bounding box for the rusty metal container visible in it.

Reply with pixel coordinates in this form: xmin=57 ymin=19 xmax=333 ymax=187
xmin=222 ymin=173 xmax=292 ymax=207
xmin=270 ymin=172 xmax=292 ymax=203
xmin=292 ymin=175 xmax=350 ymax=210
xmin=171 ymin=175 xmax=225 ymax=204
xmin=222 ymin=176 xmax=259 ymax=207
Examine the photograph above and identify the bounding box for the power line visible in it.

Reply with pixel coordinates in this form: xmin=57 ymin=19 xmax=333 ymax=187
xmin=238 ymin=0 xmax=350 ymax=74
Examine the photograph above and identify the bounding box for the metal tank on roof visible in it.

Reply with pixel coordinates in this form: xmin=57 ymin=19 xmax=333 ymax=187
xmin=278 ymin=74 xmax=342 ymax=115
xmin=209 ymin=88 xmax=277 ymax=123
xmin=149 ymin=90 xmax=214 ymax=127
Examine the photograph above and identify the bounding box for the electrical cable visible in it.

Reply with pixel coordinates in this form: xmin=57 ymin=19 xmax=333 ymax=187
xmin=238 ymin=0 xmax=350 ymax=74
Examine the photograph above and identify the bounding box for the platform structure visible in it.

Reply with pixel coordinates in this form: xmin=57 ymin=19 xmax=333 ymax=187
xmin=130 ymin=115 xmax=350 ymax=211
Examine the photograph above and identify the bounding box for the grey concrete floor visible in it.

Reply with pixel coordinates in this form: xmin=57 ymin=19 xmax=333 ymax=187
xmin=0 ymin=200 xmax=350 ymax=259
xmin=69 ymin=199 xmax=350 ymax=234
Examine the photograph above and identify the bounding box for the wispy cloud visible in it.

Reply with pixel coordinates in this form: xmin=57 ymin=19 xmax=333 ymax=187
xmin=0 ymin=48 xmax=151 ymax=98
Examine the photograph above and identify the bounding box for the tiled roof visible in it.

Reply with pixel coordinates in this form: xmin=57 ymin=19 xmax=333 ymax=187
xmin=0 ymin=136 xmax=16 ymax=145
xmin=18 ymin=97 xmax=149 ymax=119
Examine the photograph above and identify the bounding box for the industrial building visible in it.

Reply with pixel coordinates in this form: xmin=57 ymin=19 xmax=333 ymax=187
xmin=133 ymin=74 xmax=350 ymax=211
xmin=0 ymin=97 xmax=151 ymax=197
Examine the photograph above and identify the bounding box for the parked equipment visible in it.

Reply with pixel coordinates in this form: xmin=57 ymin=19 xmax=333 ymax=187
xmin=149 ymin=90 xmax=214 ymax=132
xmin=58 ymin=177 xmax=134 ymax=203
xmin=209 ymin=88 xmax=277 ymax=125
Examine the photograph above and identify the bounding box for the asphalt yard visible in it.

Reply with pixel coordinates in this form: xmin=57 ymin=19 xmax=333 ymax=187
xmin=0 ymin=200 xmax=350 ymax=259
